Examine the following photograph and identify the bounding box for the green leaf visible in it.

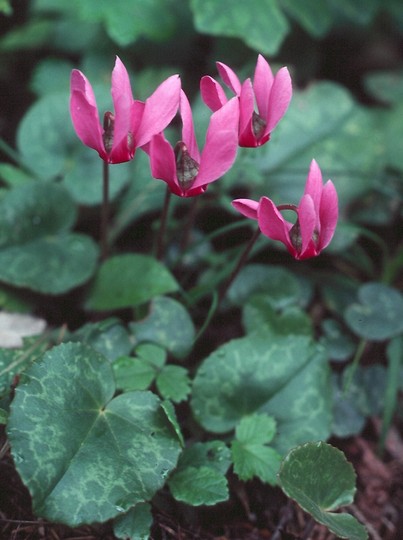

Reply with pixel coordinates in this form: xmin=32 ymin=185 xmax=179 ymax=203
xmin=168 ymin=465 xmax=229 ymax=506
xmin=71 ymin=0 xmax=177 ymax=46
xmin=113 ymin=503 xmax=153 ymax=540
xmin=235 ymin=413 xmax=277 ymax=445
xmin=30 ymin=58 xmax=75 ymax=96
xmin=87 ymin=255 xmax=178 ymax=311
xmin=364 ymin=70 xmax=403 ymax=104
xmin=0 ymin=0 xmax=12 ymax=15
xmin=0 ymin=337 xmax=48 ymax=398
xmin=279 ymin=442 xmax=368 ymax=540
xmin=281 ymin=0 xmax=333 ymax=36
xmin=156 ymin=365 xmax=191 ymax=403
xmin=0 ymin=233 xmax=98 ymax=294
xmin=7 ymin=343 xmax=181 ymax=526
xmin=328 ymin=0 xmax=379 ymax=25
xmin=0 ymin=19 xmax=53 ymax=51
xmin=243 ymin=298 xmax=312 ymax=337
xmin=0 ymin=182 xmax=98 ymax=294
xmin=232 ymin=414 xmax=282 ymax=484
xmin=232 ymin=441 xmax=281 ymax=484
xmin=174 ymin=441 xmax=232 ymax=474
xmin=190 ymin=0 xmax=289 ymax=55
xmin=191 ymin=335 xmax=332 ymax=454
xmin=161 ymin=400 xmax=184 ymax=448
xmin=69 ymin=318 xmax=133 ymax=362
xmin=228 ymin=264 xmax=304 ymax=309
xmin=130 ymin=296 xmax=195 ymax=359
xmin=168 ymin=441 xmax=231 ymax=505
xmin=113 ymin=356 xmax=156 ymax=392
xmin=320 ymin=319 xmax=355 ymax=362
xmin=113 ymin=344 xmax=166 ymax=392
xmin=0 ymin=407 xmax=8 ymax=424
xmin=344 ymin=282 xmax=403 ymax=341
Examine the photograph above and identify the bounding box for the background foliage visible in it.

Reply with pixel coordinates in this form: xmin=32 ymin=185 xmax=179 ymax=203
xmin=0 ymin=0 xmax=402 ymax=538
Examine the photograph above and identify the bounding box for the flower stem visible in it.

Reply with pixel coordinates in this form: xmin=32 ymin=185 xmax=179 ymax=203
xmin=194 ymin=226 xmax=261 ymax=344
xmin=101 ymin=160 xmax=110 ymax=261
xmin=157 ymin=187 xmax=172 ymax=260
xmin=180 ymin=196 xmax=199 ymax=255
xmin=218 ymin=226 xmax=261 ymax=306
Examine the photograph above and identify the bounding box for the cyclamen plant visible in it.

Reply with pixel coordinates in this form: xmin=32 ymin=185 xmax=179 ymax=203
xmin=4 ymin=54 xmax=371 ymax=540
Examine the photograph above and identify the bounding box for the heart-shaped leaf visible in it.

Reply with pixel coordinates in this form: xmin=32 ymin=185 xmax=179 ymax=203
xmin=344 ymin=282 xmax=403 ymax=341
xmin=0 ymin=182 xmax=98 ymax=294
xmin=191 ymin=335 xmax=332 ymax=454
xmin=278 ymin=442 xmax=368 ymax=540
xmin=7 ymin=342 xmax=182 ymax=526
xmin=86 ymin=256 xmax=179 ymax=311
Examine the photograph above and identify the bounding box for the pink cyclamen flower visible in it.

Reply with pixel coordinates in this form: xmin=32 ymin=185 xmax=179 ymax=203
xmin=148 ymin=89 xmax=239 ymax=197
xmin=232 ymin=160 xmax=338 ymax=260
xmin=70 ymin=56 xmax=180 ymax=164
xmin=200 ymin=54 xmax=292 ymax=148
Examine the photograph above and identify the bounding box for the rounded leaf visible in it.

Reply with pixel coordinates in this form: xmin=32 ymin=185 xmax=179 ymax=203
xmin=7 ymin=342 xmax=181 ymax=526
xmin=344 ymin=282 xmax=403 ymax=341
xmin=191 ymin=335 xmax=332 ymax=454
xmin=86 ymin=255 xmax=179 ymax=311
xmin=279 ymin=442 xmax=368 ymax=540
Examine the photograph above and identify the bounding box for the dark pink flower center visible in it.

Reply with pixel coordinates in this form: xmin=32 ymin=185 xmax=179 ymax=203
xmin=174 ymin=141 xmax=200 ymax=191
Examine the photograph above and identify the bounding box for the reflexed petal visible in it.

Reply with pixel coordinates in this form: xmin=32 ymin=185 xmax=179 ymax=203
xmin=70 ymin=69 xmax=105 ymax=159
xmin=149 ymin=134 xmax=181 ymax=196
xmin=303 ymin=159 xmax=323 ymax=212
xmin=192 ymin=97 xmax=239 ymax=189
xmin=180 ymin=90 xmax=200 ymax=162
xmin=200 ymin=76 xmax=228 ymax=111
xmin=110 ymin=56 xmax=135 ymax=162
xmin=318 ymin=180 xmax=338 ymax=250
xmin=136 ymin=74 xmax=181 ymax=148
xmin=253 ymin=54 xmax=274 ymax=120
xmin=217 ymin=62 xmax=242 ymax=95
xmin=232 ymin=199 xmax=259 ymax=220
xmin=266 ymin=67 xmax=292 ymax=134
xmin=238 ymin=79 xmax=258 ymax=147
xmin=258 ymin=196 xmax=295 ymax=255
xmin=298 ymin=194 xmax=317 ymax=258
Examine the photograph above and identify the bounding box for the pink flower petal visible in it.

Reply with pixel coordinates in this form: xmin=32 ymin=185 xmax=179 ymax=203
xmin=70 ymin=69 xmax=105 ymax=159
xmin=180 ymin=90 xmax=200 ymax=163
xmin=318 ymin=180 xmax=338 ymax=250
xmin=266 ymin=67 xmax=292 ymax=134
xmin=192 ymin=97 xmax=239 ymax=189
xmin=216 ymin=62 xmax=242 ymax=95
xmin=258 ymin=196 xmax=295 ymax=255
xmin=298 ymin=194 xmax=317 ymax=258
xmin=149 ymin=134 xmax=182 ymax=196
xmin=200 ymin=76 xmax=228 ymax=111
xmin=109 ymin=56 xmax=135 ymax=162
xmin=135 ymin=74 xmax=181 ymax=148
xmin=238 ymin=79 xmax=258 ymax=147
xmin=303 ymin=159 xmax=324 ymax=212
xmin=232 ymin=199 xmax=259 ymax=220
xmin=253 ymin=54 xmax=274 ymax=121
